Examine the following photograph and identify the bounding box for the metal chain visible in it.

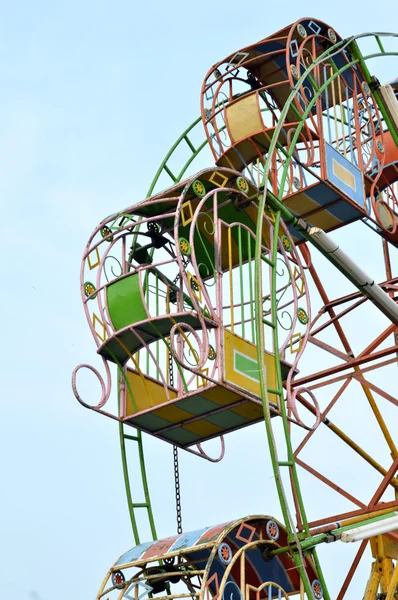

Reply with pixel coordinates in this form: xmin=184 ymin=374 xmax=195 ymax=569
xmin=170 ymin=257 xmax=188 ymax=536
xmin=173 ymin=445 xmax=182 ymax=534
xmin=168 ymin=344 xmax=174 ymax=387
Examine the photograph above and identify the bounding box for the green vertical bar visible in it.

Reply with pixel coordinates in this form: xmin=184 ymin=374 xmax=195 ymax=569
xmin=375 ymin=36 xmax=385 ymax=54
xmin=146 ymin=277 xmax=150 ymax=375
xmin=238 ymin=226 xmax=245 ymax=338
xmin=247 ymin=230 xmax=255 ymax=343
xmin=156 ymin=272 xmax=159 ymax=378
xmin=136 ymin=429 xmax=158 ymax=540
xmin=119 ymin=422 xmax=141 ymax=545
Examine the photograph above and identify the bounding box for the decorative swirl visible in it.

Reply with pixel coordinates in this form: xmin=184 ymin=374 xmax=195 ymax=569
xmin=182 ymin=331 xmax=200 ymax=367
xmin=277 ymin=309 xmax=293 ymax=331
xmin=103 ymin=255 xmax=123 ymax=282
xmin=286 ymin=386 xmax=320 ymax=430
xmin=198 ymin=211 xmax=215 ymax=236
xmin=72 ymin=360 xmax=112 ymax=409
xmin=195 ymin=212 xmax=216 ymax=277
xmin=186 ymin=436 xmax=225 ymax=463
xmin=275 ymin=257 xmax=294 ymax=331
xmin=197 ymin=262 xmax=217 ymax=286
xmin=169 ymin=322 xmax=208 ymax=371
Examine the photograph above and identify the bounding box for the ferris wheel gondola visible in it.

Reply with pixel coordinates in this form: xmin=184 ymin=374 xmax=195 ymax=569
xmin=73 ymin=17 xmax=398 ymax=600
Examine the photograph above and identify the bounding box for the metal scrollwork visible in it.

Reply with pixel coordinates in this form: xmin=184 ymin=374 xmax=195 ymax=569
xmin=72 ymin=359 xmax=112 ymax=410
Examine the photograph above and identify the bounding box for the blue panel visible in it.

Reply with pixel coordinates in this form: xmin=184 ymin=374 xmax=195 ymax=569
xmin=227 ymin=528 xmax=294 ymax=593
xmin=303 ymin=182 xmax=341 ymax=206
xmin=246 ymin=549 xmax=295 ymax=593
xmin=324 ymin=143 xmax=365 ymax=208
xmin=169 ymin=527 xmax=210 ymax=552
xmin=116 ymin=541 xmax=154 ymax=565
xmin=307 ymin=183 xmax=363 ymax=222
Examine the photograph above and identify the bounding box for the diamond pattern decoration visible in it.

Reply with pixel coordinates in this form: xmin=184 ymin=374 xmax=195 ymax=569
xmin=197 ymin=367 xmax=209 ymax=389
xmin=235 ymin=522 xmax=256 ymax=543
xmin=209 ymin=171 xmax=229 ymax=188
xmin=290 ymin=39 xmax=299 ymax=58
xmin=289 ymin=332 xmax=302 ymax=354
xmin=93 ymin=313 xmax=107 ymax=342
xmin=229 ymin=51 xmax=249 ymax=66
xmin=87 ymin=247 xmax=100 ymax=270
xmin=205 ymin=85 xmax=214 ymax=101
xmin=205 ymin=572 xmax=219 ymax=600
xmin=187 ymin=272 xmax=203 ymax=303
xmin=181 ymin=200 xmax=194 ymax=226
xmin=308 ymin=20 xmax=321 ymax=34
xmin=124 ymin=581 xmax=153 ymax=600
xmin=293 ymin=266 xmax=305 ymax=295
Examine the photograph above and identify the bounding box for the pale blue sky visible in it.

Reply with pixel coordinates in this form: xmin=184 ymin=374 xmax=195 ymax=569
xmin=1 ymin=1 xmax=398 ymax=599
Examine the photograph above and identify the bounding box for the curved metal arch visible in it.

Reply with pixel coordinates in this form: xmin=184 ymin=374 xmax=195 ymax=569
xmin=253 ymin=32 xmax=398 ymax=600
xmin=119 ymin=116 xmax=221 ymax=543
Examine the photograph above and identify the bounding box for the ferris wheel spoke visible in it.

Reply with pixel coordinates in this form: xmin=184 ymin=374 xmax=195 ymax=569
xmin=337 ymin=539 xmax=369 ymax=600
xmin=294 ymin=394 xmax=398 ymax=492
xmin=295 ymin=457 xmax=366 ymax=509
xmin=369 ymin=454 xmax=398 ymax=507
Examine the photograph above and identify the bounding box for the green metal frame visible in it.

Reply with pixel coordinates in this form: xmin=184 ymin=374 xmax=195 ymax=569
xmin=117 ymin=33 xmax=398 ymax=595
xmin=253 ymin=32 xmax=398 ymax=600
xmin=119 ymin=115 xmax=213 ymax=544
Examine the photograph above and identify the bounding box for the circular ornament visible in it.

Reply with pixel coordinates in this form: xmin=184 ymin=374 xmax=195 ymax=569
xmin=112 ymin=571 xmax=125 ymax=587
xmin=293 ymin=176 xmax=301 ymax=189
xmin=266 ymin=520 xmax=280 ymax=540
xmin=281 ymin=235 xmax=293 ymax=252
xmin=179 ymin=237 xmax=191 ymax=256
xmin=312 ymin=579 xmax=323 ymax=599
xmin=297 ymin=24 xmax=307 ymax=39
xmin=327 ymin=28 xmax=337 ymax=43
xmin=214 ymin=68 xmax=221 ymax=79
xmin=376 ymin=140 xmax=384 ymax=154
xmin=218 ymin=542 xmax=233 ymax=565
xmin=100 ymin=225 xmax=113 ymax=242
xmin=204 ymin=108 xmax=212 ymax=120
xmin=147 ymin=221 xmax=160 ymax=233
xmin=192 ymin=179 xmax=206 ymax=198
xmin=208 ymin=345 xmax=216 ymax=361
xmin=374 ymin=199 xmax=396 ymax=233
xmin=362 ymin=82 xmax=370 ymax=96
xmin=84 ymin=281 xmax=97 ymax=299
xmin=297 ymin=307 xmax=309 ymax=325
xmin=236 ymin=176 xmax=249 ymax=194
xmin=290 ymin=64 xmax=299 ymax=79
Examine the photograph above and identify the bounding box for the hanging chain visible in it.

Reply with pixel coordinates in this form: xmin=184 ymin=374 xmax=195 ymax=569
xmin=170 ymin=258 xmax=189 ymax=536
xmin=168 ymin=344 xmax=174 ymax=387
xmin=169 ymin=292 xmax=182 ymax=534
xmin=173 ymin=445 xmax=183 ymax=534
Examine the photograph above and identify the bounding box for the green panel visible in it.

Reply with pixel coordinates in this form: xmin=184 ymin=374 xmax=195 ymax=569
xmin=176 ymin=395 xmax=220 ymax=415
xmin=234 ymin=351 xmax=261 ymax=382
xmin=205 ymin=410 xmax=249 ymax=428
xmin=132 ymin=413 xmax=172 ymax=431
xmin=161 ymin=428 xmax=201 ymax=445
xmin=107 ymin=274 xmax=147 ymax=331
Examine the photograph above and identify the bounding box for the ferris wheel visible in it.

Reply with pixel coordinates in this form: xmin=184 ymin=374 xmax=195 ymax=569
xmin=72 ymin=18 xmax=398 ymax=600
